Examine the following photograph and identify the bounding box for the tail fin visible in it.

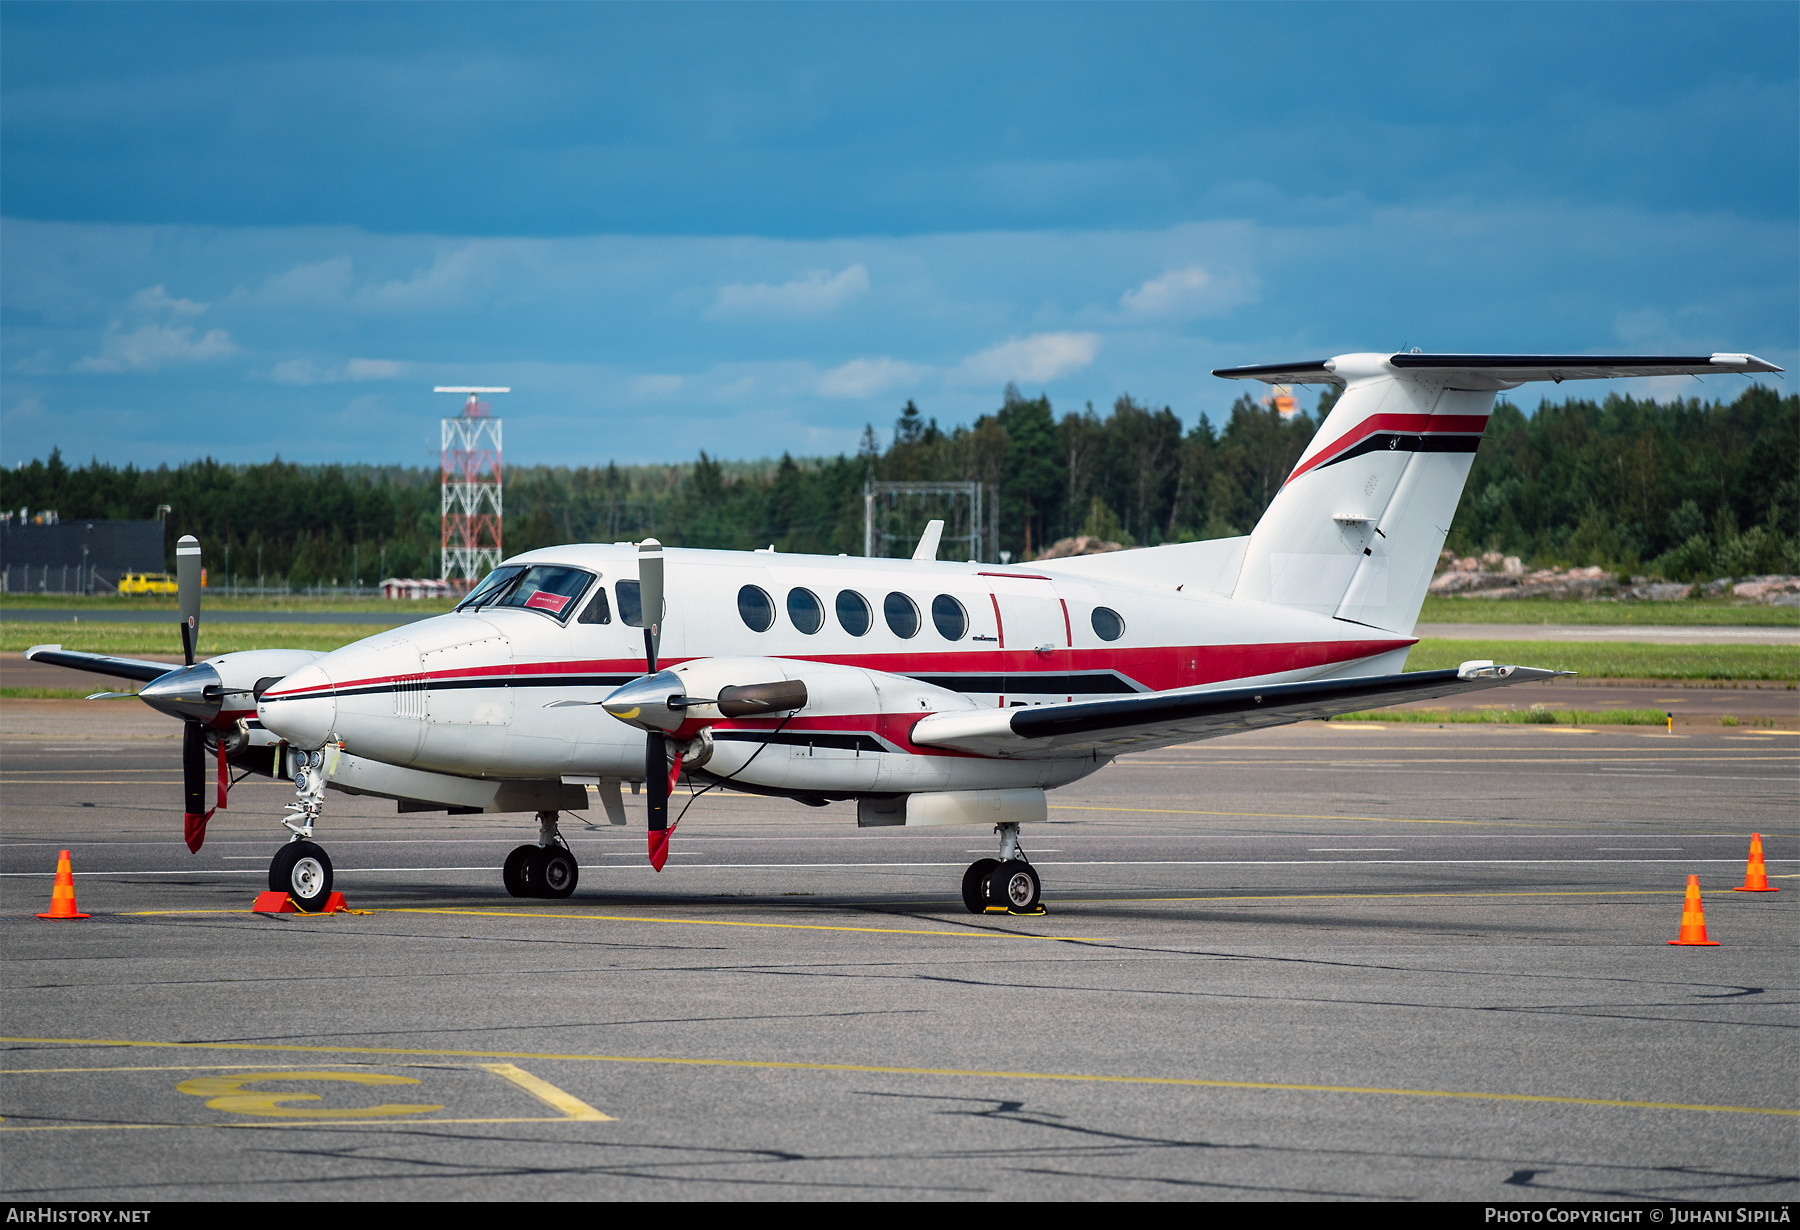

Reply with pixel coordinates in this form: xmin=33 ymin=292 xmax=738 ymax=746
xmin=1213 ymin=350 xmax=1779 ymax=634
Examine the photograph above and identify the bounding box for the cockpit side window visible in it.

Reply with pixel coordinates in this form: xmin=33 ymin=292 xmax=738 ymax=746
xmin=456 ymin=565 xmax=525 ymax=612
xmin=579 ymin=587 xmax=612 ymax=625
xmin=489 ymin=565 xmax=594 ymax=623
xmin=616 ymin=580 xmax=643 ymax=628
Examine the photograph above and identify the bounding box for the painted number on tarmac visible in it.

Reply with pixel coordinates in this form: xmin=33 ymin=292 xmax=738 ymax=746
xmin=175 ymin=1071 xmax=443 ymax=1119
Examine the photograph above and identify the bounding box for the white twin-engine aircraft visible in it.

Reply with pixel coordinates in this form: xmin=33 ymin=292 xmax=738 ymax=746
xmin=27 ymin=351 xmax=1780 ymax=914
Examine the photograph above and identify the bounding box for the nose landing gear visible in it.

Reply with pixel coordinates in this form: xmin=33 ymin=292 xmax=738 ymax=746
xmin=267 ymin=746 xmax=336 ymax=911
xmin=960 ymin=822 xmax=1044 ymax=916
xmin=504 ymin=811 xmax=580 ymax=900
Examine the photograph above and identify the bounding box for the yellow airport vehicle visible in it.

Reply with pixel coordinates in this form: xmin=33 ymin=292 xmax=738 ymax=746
xmin=117 ymin=571 xmax=180 ymax=596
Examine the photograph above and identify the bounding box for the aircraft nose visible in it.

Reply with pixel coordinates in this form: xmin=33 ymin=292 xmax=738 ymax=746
xmin=601 ymin=670 xmax=685 ymax=732
xmin=258 ymin=661 xmax=337 ymax=749
xmin=137 ymin=662 xmax=223 ymax=722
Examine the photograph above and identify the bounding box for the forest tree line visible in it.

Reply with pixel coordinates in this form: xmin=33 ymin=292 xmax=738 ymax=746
xmin=3 ymin=383 xmax=1794 ymax=587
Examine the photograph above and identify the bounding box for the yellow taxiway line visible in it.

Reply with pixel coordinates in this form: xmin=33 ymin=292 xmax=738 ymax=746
xmin=2 ymin=1036 xmax=1790 ymax=1118
xmin=120 ymin=905 xmax=1112 ymax=941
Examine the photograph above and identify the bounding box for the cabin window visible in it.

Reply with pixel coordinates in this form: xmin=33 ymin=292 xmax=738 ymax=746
xmin=489 ymin=565 xmax=593 ymax=623
xmin=456 ymin=565 xmax=525 ymax=611
xmin=616 ymin=580 xmax=642 ymax=627
xmin=883 ymin=591 xmax=920 ymax=639
xmin=931 ymin=594 xmax=968 ymax=640
xmin=836 ymin=590 xmax=872 ymax=636
xmin=787 ymin=587 xmax=824 ymax=634
xmin=579 ymin=587 xmax=612 ymax=625
xmin=1091 ymin=606 xmax=1125 ymax=641
xmin=739 ymin=584 xmax=776 ymax=632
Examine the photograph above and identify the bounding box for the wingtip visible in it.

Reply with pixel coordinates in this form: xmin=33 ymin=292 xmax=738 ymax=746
xmin=23 ymin=644 xmax=62 ymax=659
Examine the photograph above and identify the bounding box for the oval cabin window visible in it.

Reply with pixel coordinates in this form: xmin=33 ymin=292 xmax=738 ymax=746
xmin=787 ymin=587 xmax=824 ymax=635
xmin=931 ymin=594 xmax=968 ymax=640
xmin=738 ymin=584 xmax=775 ymax=632
xmin=883 ymin=591 xmax=920 ymax=639
xmin=836 ymin=590 xmax=872 ymax=636
xmin=1090 ymin=606 xmax=1125 ymax=641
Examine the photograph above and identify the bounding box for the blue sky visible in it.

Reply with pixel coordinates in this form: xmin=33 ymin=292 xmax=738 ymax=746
xmin=2 ymin=2 xmax=1794 ymax=469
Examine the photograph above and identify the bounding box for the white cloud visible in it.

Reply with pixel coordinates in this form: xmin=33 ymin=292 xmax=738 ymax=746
xmin=271 ymin=357 xmax=407 ymax=385
xmin=710 ymin=264 xmax=869 ymax=318
xmin=75 ymin=322 xmax=236 ymax=373
xmin=955 ymin=332 xmax=1100 ymax=385
xmin=1119 ymin=265 xmax=1255 ymax=318
xmin=131 ymin=284 xmax=208 ymax=316
xmin=257 ymin=256 xmax=355 ymax=306
xmin=343 ymin=357 xmax=404 ymax=380
xmin=630 ymin=374 xmax=684 ymax=398
xmin=816 ymin=356 xmax=923 ymax=398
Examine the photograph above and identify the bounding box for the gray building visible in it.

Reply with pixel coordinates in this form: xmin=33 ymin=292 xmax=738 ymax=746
xmin=1 ymin=517 xmax=166 ymax=594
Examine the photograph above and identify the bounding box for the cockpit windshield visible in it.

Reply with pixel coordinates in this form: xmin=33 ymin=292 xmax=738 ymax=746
xmin=487 ymin=565 xmax=595 ymax=623
xmin=455 ymin=566 xmax=525 ymax=612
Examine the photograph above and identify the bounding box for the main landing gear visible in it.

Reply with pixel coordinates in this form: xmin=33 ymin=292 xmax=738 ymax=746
xmin=504 ymin=811 xmax=579 ymax=900
xmin=961 ymin=822 xmax=1044 ymax=916
xmin=269 ymin=747 xmax=335 ymax=911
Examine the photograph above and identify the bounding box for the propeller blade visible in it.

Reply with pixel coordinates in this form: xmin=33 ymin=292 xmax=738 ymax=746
xmin=176 ymin=535 xmax=202 ymax=666
xmin=639 ymin=538 xmax=663 ymax=672
xmin=181 ymin=721 xmax=214 ymax=853
xmin=646 ymin=730 xmax=669 ymax=870
xmin=635 ymin=539 xmax=673 ymax=870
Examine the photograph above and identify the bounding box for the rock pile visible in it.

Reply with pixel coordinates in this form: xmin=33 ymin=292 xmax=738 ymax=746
xmin=1428 ymin=552 xmax=1800 ymax=604
xmin=1036 ymin=535 xmax=1126 ymax=560
xmin=1733 ymin=576 xmax=1800 ymax=606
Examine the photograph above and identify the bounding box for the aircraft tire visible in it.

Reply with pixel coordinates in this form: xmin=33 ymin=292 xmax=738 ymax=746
xmin=537 ymin=848 xmax=579 ymax=899
xmin=270 ymin=840 xmax=333 ymax=911
xmin=988 ymin=859 xmax=1040 ymax=913
xmin=961 ymin=859 xmax=1000 ymax=914
xmin=503 ymin=845 xmax=538 ymax=898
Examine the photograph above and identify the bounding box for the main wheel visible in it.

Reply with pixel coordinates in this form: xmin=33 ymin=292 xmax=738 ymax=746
xmin=270 ymin=841 xmax=333 ymax=911
xmin=962 ymin=858 xmax=1000 ymax=914
xmin=987 ymin=859 xmax=1041 ymax=914
xmin=502 ymin=845 xmax=537 ymax=898
xmin=536 ymin=848 xmax=579 ymax=899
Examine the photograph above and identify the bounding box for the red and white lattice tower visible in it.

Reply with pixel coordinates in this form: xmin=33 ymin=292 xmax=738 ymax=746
xmin=435 ymin=386 xmax=508 ymax=590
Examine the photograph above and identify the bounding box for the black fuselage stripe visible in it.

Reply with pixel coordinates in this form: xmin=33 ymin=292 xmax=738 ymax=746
xmin=1316 ymin=432 xmax=1482 ymax=471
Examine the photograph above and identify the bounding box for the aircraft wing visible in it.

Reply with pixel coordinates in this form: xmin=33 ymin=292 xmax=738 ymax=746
xmin=24 ymin=644 xmax=177 ymax=684
xmin=1212 ymin=352 xmax=1780 ymax=388
xmin=909 ymin=663 xmax=1568 ymax=759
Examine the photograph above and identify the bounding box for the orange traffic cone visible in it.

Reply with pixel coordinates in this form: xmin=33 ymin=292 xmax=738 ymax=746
xmin=1667 ymin=874 xmax=1719 ymax=946
xmin=36 ymin=850 xmax=90 ymax=920
xmin=1734 ymin=833 xmax=1779 ymax=893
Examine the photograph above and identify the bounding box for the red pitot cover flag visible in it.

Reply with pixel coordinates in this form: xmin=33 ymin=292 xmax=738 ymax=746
xmin=647 ymin=828 xmax=670 ymax=872
xmin=524 ymin=590 xmax=572 ymax=615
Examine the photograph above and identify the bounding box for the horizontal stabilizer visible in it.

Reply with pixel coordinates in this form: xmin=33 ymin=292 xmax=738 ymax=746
xmin=911 ymin=663 xmax=1568 ymax=758
xmin=1213 ymin=353 xmax=1781 ymax=389
xmin=24 ymin=644 xmax=176 ymax=683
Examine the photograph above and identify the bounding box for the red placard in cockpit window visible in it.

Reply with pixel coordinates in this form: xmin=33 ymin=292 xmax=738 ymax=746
xmin=524 ymin=590 xmax=572 ymax=615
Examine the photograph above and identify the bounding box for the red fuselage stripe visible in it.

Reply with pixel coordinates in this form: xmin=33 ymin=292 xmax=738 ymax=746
xmin=263 ymin=638 xmax=1415 ymax=702
xmin=1286 ymin=413 xmax=1489 ymax=486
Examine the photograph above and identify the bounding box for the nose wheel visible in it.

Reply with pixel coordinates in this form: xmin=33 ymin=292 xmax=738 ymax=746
xmin=270 ymin=840 xmax=334 ymax=911
xmin=960 ymin=823 xmax=1045 ymax=915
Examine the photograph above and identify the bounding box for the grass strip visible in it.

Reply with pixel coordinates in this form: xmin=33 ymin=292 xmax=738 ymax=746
xmin=1407 ymin=638 xmax=1798 ymax=681
xmin=1333 ymin=706 xmax=1667 ymax=725
xmin=1417 ymin=595 xmax=1797 ymax=626
xmin=0 ymin=594 xmax=456 ymax=614
xmin=1 ymin=621 xmax=401 ymax=655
